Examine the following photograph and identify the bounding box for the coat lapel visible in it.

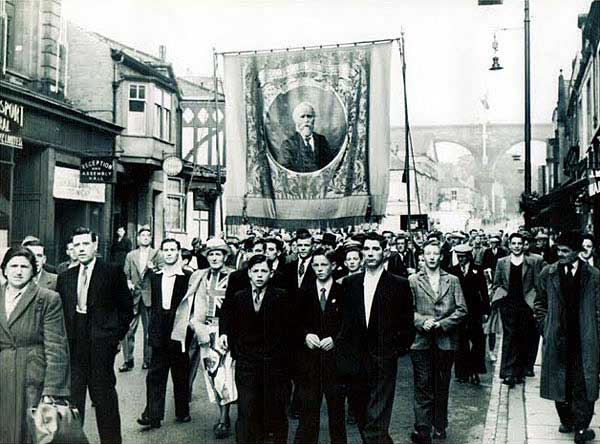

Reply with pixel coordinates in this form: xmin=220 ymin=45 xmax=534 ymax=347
xmin=437 ymin=272 xmax=452 ymax=302
xmin=354 ymin=273 xmax=367 ymax=329
xmin=522 ymin=256 xmax=530 ymax=279
xmin=417 ymin=272 xmax=437 ymax=302
xmin=0 ymin=285 xmax=11 ymax=335
xmin=7 ymin=283 xmax=39 ymax=327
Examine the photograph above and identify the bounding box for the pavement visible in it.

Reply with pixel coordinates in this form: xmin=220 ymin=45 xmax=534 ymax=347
xmin=483 ymin=344 xmax=600 ymax=444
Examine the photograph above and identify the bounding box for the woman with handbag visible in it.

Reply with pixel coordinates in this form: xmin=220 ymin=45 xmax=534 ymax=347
xmin=0 ymin=247 xmax=71 ymax=443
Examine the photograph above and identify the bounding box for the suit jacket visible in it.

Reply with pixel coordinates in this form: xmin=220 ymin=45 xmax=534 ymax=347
xmin=123 ymin=247 xmax=162 ymax=306
xmin=449 ymin=263 xmax=490 ymax=322
xmin=36 ymin=269 xmax=57 ymax=291
xmin=481 ymin=247 xmax=509 ymax=276
xmin=220 ymin=285 xmax=293 ymax=371
xmin=278 ymin=132 xmax=336 ymax=173
xmin=335 ymin=270 xmax=415 ymax=378
xmin=57 ymin=259 xmax=133 ymax=350
xmin=534 ymin=261 xmax=600 ymax=401
xmin=409 ymin=269 xmax=468 ymax=350
xmin=295 ymin=281 xmax=344 ymax=379
xmin=147 ymin=269 xmax=191 ymax=349
xmin=387 ymin=252 xmax=410 ymax=278
xmin=492 ymin=255 xmax=544 ymax=309
xmin=282 ymin=257 xmax=317 ymax=293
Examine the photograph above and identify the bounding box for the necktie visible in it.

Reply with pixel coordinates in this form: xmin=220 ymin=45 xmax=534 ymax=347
xmin=253 ymin=289 xmax=261 ymax=311
xmin=320 ymin=287 xmax=327 ymax=311
xmin=78 ymin=265 xmax=89 ymax=312
xmin=299 ymin=260 xmax=306 ymax=278
xmin=304 ymin=137 xmax=312 ymax=152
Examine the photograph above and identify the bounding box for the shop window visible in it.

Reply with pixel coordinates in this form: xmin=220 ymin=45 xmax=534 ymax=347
xmin=153 ymin=87 xmax=172 ymax=142
xmin=128 ymin=84 xmax=146 ymax=135
xmin=165 ymin=178 xmax=184 ymax=232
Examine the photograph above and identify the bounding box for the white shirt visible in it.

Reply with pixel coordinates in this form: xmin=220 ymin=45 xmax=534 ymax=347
xmin=5 ymin=284 xmax=28 ymax=320
xmin=76 ymin=258 xmax=96 ymax=314
xmin=160 ymin=265 xmax=184 ymax=310
xmin=316 ymin=278 xmax=333 ymax=304
xmin=510 ymin=254 xmax=524 ymax=266
xmin=363 ymin=267 xmax=384 ymax=326
xmin=426 ymin=270 xmax=441 ymax=295
xmin=297 ymin=257 xmax=311 ymax=287
xmin=564 ymin=260 xmax=579 ymax=276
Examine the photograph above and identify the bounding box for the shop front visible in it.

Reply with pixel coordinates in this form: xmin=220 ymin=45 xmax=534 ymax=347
xmin=1 ymin=82 xmax=122 ymax=264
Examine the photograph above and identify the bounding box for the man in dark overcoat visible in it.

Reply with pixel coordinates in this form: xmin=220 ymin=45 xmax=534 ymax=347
xmin=534 ymin=230 xmax=600 ymax=444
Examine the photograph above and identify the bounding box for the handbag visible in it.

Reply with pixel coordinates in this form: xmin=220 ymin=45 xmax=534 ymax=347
xmin=27 ymin=398 xmax=89 ymax=444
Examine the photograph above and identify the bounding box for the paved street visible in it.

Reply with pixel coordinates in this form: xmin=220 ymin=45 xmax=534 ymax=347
xmin=81 ymin=329 xmax=493 ymax=444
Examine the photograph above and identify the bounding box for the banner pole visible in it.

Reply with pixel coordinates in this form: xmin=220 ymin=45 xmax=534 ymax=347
xmin=217 ymin=37 xmax=400 ymax=56
xmin=400 ymin=33 xmax=412 ymax=239
xmin=213 ymin=48 xmax=224 ymax=235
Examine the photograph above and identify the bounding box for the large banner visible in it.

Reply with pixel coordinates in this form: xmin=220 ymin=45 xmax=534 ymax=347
xmin=224 ymin=42 xmax=391 ymax=229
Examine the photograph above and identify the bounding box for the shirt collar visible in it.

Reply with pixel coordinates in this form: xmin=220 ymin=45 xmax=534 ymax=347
xmin=80 ymin=258 xmax=96 ymax=272
xmin=316 ymin=278 xmax=333 ymax=294
xmin=364 ymin=266 xmax=384 ymax=282
xmin=6 ymin=282 xmax=29 ymax=299
xmin=160 ymin=264 xmax=184 ymax=277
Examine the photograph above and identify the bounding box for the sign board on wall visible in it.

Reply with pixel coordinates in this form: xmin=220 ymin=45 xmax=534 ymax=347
xmin=401 ymin=214 xmax=429 ymax=231
xmin=0 ymin=99 xmax=24 ymax=149
xmin=53 ymin=166 xmax=106 ymax=203
xmin=80 ymin=157 xmax=114 ymax=183
xmin=589 ymin=169 xmax=600 ymax=197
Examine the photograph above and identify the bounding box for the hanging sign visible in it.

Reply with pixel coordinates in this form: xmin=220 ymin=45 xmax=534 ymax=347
xmin=80 ymin=156 xmax=114 ymax=183
xmin=589 ymin=169 xmax=600 ymax=197
xmin=0 ymin=99 xmax=24 ymax=149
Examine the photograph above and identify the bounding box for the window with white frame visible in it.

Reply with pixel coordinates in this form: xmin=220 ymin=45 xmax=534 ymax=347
xmin=165 ymin=178 xmax=185 ymax=232
xmin=153 ymin=87 xmax=172 ymax=141
xmin=128 ymin=84 xmax=146 ymax=135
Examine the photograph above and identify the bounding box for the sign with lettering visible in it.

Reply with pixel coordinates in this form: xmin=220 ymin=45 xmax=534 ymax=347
xmin=0 ymin=99 xmax=24 ymax=149
xmin=589 ymin=169 xmax=600 ymax=197
xmin=53 ymin=166 xmax=105 ymax=203
xmin=80 ymin=156 xmax=114 ymax=183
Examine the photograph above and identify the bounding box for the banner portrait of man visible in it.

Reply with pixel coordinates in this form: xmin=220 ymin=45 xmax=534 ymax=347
xmin=223 ymin=42 xmax=392 ymax=229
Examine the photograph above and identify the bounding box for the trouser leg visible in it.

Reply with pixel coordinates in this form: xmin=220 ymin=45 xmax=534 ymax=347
xmin=170 ymin=342 xmax=190 ymax=419
xmin=499 ymin=304 xmax=519 ymax=379
xmin=121 ymin=303 xmax=140 ymax=364
xmin=294 ymin=376 xmax=322 ymax=444
xmin=324 ymin=383 xmax=348 ymax=444
xmin=140 ymin=303 xmax=151 ymax=365
xmin=411 ymin=349 xmax=434 ymax=434
xmin=146 ymin=346 xmax=170 ymax=422
xmin=89 ymin=338 xmax=121 ymax=444
xmin=363 ymin=359 xmax=397 ymax=444
xmin=187 ymin=337 xmax=202 ymax=398
xmin=432 ymin=348 xmax=455 ymax=432
xmin=235 ymin=368 xmax=263 ymax=444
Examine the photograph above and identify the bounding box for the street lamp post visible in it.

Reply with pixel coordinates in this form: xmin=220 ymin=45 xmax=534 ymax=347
xmin=483 ymin=0 xmax=532 ymax=226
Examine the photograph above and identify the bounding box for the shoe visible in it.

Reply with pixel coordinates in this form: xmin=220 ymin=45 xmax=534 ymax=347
xmin=411 ymin=431 xmax=432 ymax=444
xmin=118 ymin=360 xmax=133 ymax=372
xmin=142 ymin=362 xmax=149 ymax=370
xmin=137 ymin=414 xmax=160 ymax=429
xmin=346 ymin=413 xmax=357 ymax=425
xmin=526 ymin=369 xmax=535 ymax=377
xmin=470 ymin=374 xmax=481 ymax=385
xmin=559 ymin=424 xmax=573 ymax=433
xmin=502 ymin=377 xmax=515 ymax=388
xmin=175 ymin=415 xmax=191 ymax=423
xmin=574 ymin=429 xmax=595 ymax=443
xmin=433 ymin=428 xmax=447 ymax=440
xmin=213 ymin=421 xmax=231 ymax=439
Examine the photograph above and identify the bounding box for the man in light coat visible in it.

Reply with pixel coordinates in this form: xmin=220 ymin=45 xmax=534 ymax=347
xmin=534 ymin=231 xmax=600 ymax=444
xmin=120 ymin=225 xmax=162 ymax=371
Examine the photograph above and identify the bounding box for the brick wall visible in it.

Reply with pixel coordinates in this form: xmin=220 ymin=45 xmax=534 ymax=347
xmin=66 ymin=22 xmax=114 ymax=124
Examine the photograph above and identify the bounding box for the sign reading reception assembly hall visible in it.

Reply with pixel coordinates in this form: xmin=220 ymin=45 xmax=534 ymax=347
xmin=223 ymin=41 xmax=392 ymax=230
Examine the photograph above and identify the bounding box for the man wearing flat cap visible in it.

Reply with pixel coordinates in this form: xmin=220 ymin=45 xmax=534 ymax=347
xmin=441 ymin=232 xmax=465 ymax=272
xmin=534 ymin=230 xmax=600 ymax=444
xmin=450 ymin=244 xmax=489 ymax=385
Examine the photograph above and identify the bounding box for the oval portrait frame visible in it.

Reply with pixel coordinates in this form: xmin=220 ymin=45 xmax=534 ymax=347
xmin=264 ymin=84 xmax=348 ymax=175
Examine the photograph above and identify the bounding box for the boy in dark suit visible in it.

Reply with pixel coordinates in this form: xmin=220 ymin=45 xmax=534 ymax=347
xmin=294 ymin=248 xmax=347 ymax=444
xmin=219 ymin=254 xmax=293 ymax=444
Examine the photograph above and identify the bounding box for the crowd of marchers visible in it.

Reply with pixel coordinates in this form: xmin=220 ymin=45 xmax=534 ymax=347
xmin=0 ymin=222 xmax=598 ymax=444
